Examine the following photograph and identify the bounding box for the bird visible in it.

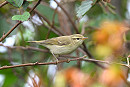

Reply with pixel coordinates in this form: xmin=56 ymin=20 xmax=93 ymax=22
xmin=27 ymin=34 xmax=88 ymax=62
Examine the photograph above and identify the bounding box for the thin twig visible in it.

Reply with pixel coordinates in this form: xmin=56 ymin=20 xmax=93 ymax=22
xmin=45 ymin=7 xmax=58 ymax=39
xmin=54 ymin=0 xmax=79 ymax=34
xmin=52 ymin=7 xmax=58 ymax=26
xmin=0 ymin=21 xmax=22 ymax=42
xmin=1 ymin=44 xmax=128 ymax=68
xmin=42 ymin=20 xmax=62 ymax=36
xmin=28 ymin=7 xmax=64 ymax=36
xmin=0 ymin=55 xmax=129 ymax=70
xmin=29 ymin=0 xmax=42 ymax=14
xmin=0 ymin=1 xmax=8 ymax=8
xmin=0 ymin=0 xmax=42 ymax=42
xmin=40 ymin=1 xmax=55 ymax=10
xmin=0 ymin=56 xmax=86 ymax=70
xmin=0 ymin=44 xmax=49 ymax=53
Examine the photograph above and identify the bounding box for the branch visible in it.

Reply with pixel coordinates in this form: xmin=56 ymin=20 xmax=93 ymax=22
xmin=0 ymin=0 xmax=42 ymax=42
xmin=54 ymin=0 xmax=79 ymax=34
xmin=1 ymin=44 xmax=128 ymax=68
xmin=0 ymin=21 xmax=22 ymax=42
xmin=0 ymin=56 xmax=86 ymax=70
xmin=0 ymin=55 xmax=129 ymax=70
xmin=29 ymin=0 xmax=42 ymax=14
xmin=28 ymin=7 xmax=64 ymax=36
xmin=0 ymin=44 xmax=49 ymax=53
xmin=61 ymin=55 xmax=129 ymax=68
xmin=82 ymin=58 xmax=129 ymax=68
xmin=0 ymin=1 xmax=8 ymax=8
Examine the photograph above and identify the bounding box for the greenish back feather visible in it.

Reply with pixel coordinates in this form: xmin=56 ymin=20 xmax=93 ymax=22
xmin=41 ymin=36 xmax=71 ymax=46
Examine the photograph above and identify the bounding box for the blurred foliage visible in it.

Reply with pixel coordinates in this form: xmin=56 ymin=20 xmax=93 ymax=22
xmin=93 ymin=21 xmax=128 ymax=58
xmin=0 ymin=0 xmax=130 ymax=87
xmin=0 ymin=13 xmax=10 ymax=37
xmin=36 ymin=4 xmax=59 ymax=24
xmin=7 ymin=0 xmax=24 ymax=7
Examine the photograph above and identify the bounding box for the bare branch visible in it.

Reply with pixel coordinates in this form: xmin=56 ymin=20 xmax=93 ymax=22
xmin=0 ymin=56 xmax=86 ymax=70
xmin=0 ymin=44 xmax=49 ymax=53
xmin=28 ymin=7 xmax=64 ymax=36
xmin=29 ymin=0 xmax=42 ymax=14
xmin=0 ymin=55 xmax=129 ymax=70
xmin=0 ymin=0 xmax=42 ymax=42
xmin=54 ymin=0 xmax=79 ymax=34
xmin=0 ymin=1 xmax=8 ymax=8
xmin=0 ymin=21 xmax=22 ymax=42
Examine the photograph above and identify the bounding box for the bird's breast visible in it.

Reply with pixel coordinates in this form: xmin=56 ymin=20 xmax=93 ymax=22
xmin=46 ymin=44 xmax=79 ymax=55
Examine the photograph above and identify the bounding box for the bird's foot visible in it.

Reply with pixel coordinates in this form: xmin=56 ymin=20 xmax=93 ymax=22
xmin=55 ymin=59 xmax=59 ymax=64
xmin=66 ymin=59 xmax=70 ymax=63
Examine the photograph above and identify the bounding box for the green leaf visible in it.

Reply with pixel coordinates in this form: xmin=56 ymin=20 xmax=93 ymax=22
xmin=77 ymin=0 xmax=93 ymax=17
xmin=6 ymin=0 xmax=24 ymax=7
xmin=12 ymin=12 xmax=30 ymax=21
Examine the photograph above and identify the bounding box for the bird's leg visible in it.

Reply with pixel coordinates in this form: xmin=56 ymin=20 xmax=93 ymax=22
xmin=66 ymin=58 xmax=70 ymax=63
xmin=63 ymin=56 xmax=70 ymax=63
xmin=51 ymin=52 xmax=59 ymax=64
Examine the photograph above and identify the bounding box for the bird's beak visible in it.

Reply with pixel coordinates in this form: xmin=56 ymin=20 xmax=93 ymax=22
xmin=82 ymin=37 xmax=88 ymax=40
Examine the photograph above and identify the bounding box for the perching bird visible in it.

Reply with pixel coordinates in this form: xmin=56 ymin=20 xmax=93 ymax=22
xmin=27 ymin=34 xmax=88 ymax=62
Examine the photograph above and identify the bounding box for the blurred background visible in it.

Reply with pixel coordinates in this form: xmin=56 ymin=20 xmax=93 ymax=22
xmin=0 ymin=0 xmax=130 ymax=87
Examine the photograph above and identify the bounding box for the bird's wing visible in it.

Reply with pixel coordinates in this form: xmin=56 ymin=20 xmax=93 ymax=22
xmin=42 ymin=37 xmax=71 ymax=46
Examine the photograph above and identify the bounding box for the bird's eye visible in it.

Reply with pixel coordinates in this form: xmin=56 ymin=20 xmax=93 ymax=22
xmin=76 ymin=38 xmax=80 ymax=40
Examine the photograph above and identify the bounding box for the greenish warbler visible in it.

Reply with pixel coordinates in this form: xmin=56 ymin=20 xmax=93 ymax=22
xmin=27 ymin=34 xmax=88 ymax=61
